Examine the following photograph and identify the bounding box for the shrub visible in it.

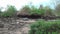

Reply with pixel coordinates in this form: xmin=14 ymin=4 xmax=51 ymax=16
xmin=55 ymin=4 xmax=60 ymax=16
xmin=1 ymin=5 xmax=17 ymax=17
xmin=29 ymin=20 xmax=60 ymax=34
xmin=19 ymin=5 xmax=31 ymax=15
xmin=0 ymin=7 xmax=3 ymax=17
xmin=43 ymin=6 xmax=54 ymax=16
xmin=19 ymin=5 xmax=54 ymax=17
xmin=29 ymin=6 xmax=45 ymax=15
xmin=19 ymin=5 xmax=45 ymax=16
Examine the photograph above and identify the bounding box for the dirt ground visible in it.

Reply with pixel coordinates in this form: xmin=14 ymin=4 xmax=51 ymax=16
xmin=0 ymin=18 xmax=36 ymax=34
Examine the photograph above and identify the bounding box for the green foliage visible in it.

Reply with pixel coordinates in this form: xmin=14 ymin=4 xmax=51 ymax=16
xmin=29 ymin=20 xmax=60 ymax=34
xmin=29 ymin=6 xmax=45 ymax=15
xmin=0 ymin=5 xmax=57 ymax=17
xmin=44 ymin=6 xmax=54 ymax=16
xmin=20 ymin=5 xmax=31 ymax=13
xmin=20 ymin=5 xmax=45 ymax=15
xmin=55 ymin=4 xmax=60 ymax=16
xmin=1 ymin=5 xmax=17 ymax=17
xmin=0 ymin=7 xmax=3 ymax=17
xmin=20 ymin=5 xmax=54 ymax=16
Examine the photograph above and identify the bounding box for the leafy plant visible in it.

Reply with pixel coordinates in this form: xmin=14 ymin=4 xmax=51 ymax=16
xmin=29 ymin=6 xmax=45 ymax=15
xmin=1 ymin=5 xmax=17 ymax=17
xmin=29 ymin=20 xmax=60 ymax=34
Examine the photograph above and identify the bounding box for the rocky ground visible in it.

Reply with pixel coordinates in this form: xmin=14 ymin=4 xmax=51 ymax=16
xmin=0 ymin=18 xmax=36 ymax=34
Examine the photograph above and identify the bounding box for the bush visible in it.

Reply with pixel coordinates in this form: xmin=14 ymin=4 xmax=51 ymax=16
xmin=20 ymin=5 xmax=45 ymax=16
xmin=1 ymin=5 xmax=17 ymax=17
xmin=29 ymin=20 xmax=60 ymax=34
xmin=19 ymin=5 xmax=31 ymax=15
xmin=29 ymin=6 xmax=45 ymax=15
xmin=20 ymin=5 xmax=54 ymax=17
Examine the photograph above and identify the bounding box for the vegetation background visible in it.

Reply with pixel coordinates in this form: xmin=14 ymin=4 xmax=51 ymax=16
xmin=0 ymin=0 xmax=60 ymax=34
